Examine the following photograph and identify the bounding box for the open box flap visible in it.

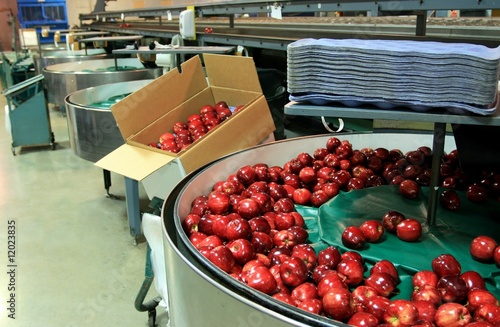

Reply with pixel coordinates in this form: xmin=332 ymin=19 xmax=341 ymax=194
xmin=95 ymin=144 xmax=176 ymax=181
xmin=111 ymin=55 xmax=207 ymax=140
xmin=204 ymin=54 xmax=263 ymax=94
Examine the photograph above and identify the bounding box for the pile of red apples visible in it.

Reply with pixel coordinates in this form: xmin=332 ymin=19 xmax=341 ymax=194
xmin=148 ymin=101 xmax=243 ymax=153
xmin=182 ymin=136 xmax=499 ymax=326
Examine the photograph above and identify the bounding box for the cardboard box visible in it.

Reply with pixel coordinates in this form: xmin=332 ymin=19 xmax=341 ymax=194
xmin=95 ymin=54 xmax=276 ymax=200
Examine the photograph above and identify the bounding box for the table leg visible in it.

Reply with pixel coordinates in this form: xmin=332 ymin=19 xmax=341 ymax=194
xmin=427 ymin=122 xmax=446 ymax=226
xmin=125 ymin=177 xmax=142 ymax=243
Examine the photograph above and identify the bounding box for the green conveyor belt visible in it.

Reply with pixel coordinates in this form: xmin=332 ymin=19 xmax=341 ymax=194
xmin=299 ymin=185 xmax=500 ymax=299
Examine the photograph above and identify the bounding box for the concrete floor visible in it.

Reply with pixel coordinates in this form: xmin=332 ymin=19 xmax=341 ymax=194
xmin=0 ymin=91 xmax=169 ymax=326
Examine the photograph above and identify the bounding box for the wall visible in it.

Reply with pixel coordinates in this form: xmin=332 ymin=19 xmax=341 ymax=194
xmin=66 ymin=0 xmax=168 ymax=26
xmin=0 ymin=0 xmax=19 ymax=52
xmin=66 ymin=0 xmax=220 ymax=26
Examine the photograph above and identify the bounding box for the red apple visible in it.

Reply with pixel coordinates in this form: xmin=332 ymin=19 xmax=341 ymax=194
xmin=336 ymin=143 xmax=353 ymax=160
xmin=312 ymin=264 xmax=331 ymax=285
xmin=413 ymin=300 xmax=437 ymax=323
xmin=236 ymin=198 xmax=260 ymax=219
xmin=359 ymin=220 xmax=385 ymax=243
xmin=347 ymin=177 xmax=365 ymax=191
xmin=322 ymin=287 xmax=355 ymax=322
xmin=322 ymin=182 xmax=340 ymax=199
xmin=173 ymin=121 xmax=188 ymax=133
xmin=291 ymin=244 xmax=317 ymax=271
xmin=208 ymin=245 xmax=235 ymax=273
xmin=351 ymin=285 xmax=378 ymax=311
xmin=273 ymin=197 xmax=295 ymax=213
xmin=342 ymin=226 xmax=367 ymax=249
xmin=365 ymin=272 xmax=397 ymax=298
xmin=236 ymin=165 xmax=256 ymax=185
xmin=272 ymin=229 xmax=297 ymax=250
xmin=297 ymin=298 xmax=323 ymax=315
xmin=207 ymin=192 xmax=230 ymax=215
xmin=348 ymin=312 xmax=379 ymax=327
xmin=189 ymin=231 xmax=207 ymax=248
xmin=250 ymin=231 xmax=273 ymax=254
xmin=212 ymin=215 xmax=231 ymax=239
xmin=272 ymin=292 xmax=295 ymax=306
xmin=288 ymin=225 xmax=309 ymax=244
xmin=434 ymin=303 xmax=472 ymax=327
xmin=440 ymin=189 xmax=461 ymax=211
xmin=331 ymin=170 xmax=352 ymax=188
xmin=470 ymin=236 xmax=498 ymax=262
xmin=326 ymin=137 xmax=341 ymax=152
xmin=494 ymin=246 xmax=500 ymax=267
xmin=196 ymin=234 xmax=223 ymax=249
xmin=342 ymin=251 xmax=364 ymax=265
xmin=268 ymin=265 xmax=289 ymax=294
xmin=182 ymin=213 xmax=201 ymax=235
xmin=474 ymin=303 xmax=500 ymax=325
xmin=467 ymin=289 xmax=499 ymax=313
xmin=268 ymin=247 xmax=291 ymax=267
xmin=298 ymin=167 xmax=316 ymax=184
xmin=337 ymin=258 xmax=364 ymax=287
xmin=292 ymin=188 xmax=312 ymax=205
xmin=291 ymin=282 xmax=319 ymax=303
xmin=248 ymin=217 xmax=271 ymax=234
xmin=467 ymin=183 xmax=489 ymax=203
xmin=365 ymin=295 xmax=390 ymax=322
xmin=459 ymin=270 xmax=486 ymax=292
xmin=437 ymin=275 xmax=468 ymax=303
xmin=371 ymin=260 xmax=399 ymax=284
xmin=227 ymin=239 xmax=255 ymax=265
xmin=317 ymin=246 xmax=342 ymax=269
xmin=250 ymin=192 xmax=273 ymax=213
xmin=383 ymin=299 xmax=419 ymax=327
xmin=279 ymin=256 xmax=309 ymax=288
xmin=225 ymin=218 xmax=252 ymax=241
xmin=432 ymin=254 xmax=462 ymax=277
xmin=382 ymin=211 xmax=406 ymax=233
xmin=464 ymin=322 xmax=494 ymax=327
xmin=413 ymin=270 xmax=439 ymax=289
xmin=317 ymin=270 xmax=348 ymax=298
xmin=351 ymin=150 xmax=367 ymax=166
xmin=396 ymin=218 xmax=422 ymax=242
xmin=290 ymin=212 xmax=305 ymax=228
xmin=310 ymin=190 xmax=330 ymax=207
xmin=274 ymin=213 xmax=295 ymax=231
xmin=399 ymin=179 xmax=420 ymax=199
xmin=411 ymin=285 xmax=442 ymax=307
xmin=244 ymin=266 xmax=277 ymax=295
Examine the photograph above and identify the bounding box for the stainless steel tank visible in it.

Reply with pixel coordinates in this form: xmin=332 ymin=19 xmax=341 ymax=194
xmin=43 ymin=58 xmax=162 ymax=109
xmin=161 ymin=133 xmax=456 ymax=327
xmin=64 ymin=79 xmax=155 ymax=162
xmin=33 ymin=48 xmax=110 ymax=74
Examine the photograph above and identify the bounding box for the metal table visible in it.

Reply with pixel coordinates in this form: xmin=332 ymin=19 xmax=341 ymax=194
xmin=285 ymin=101 xmax=500 ymax=226
xmin=78 ymin=35 xmax=144 ymax=55
xmin=112 ymin=46 xmax=235 ymax=72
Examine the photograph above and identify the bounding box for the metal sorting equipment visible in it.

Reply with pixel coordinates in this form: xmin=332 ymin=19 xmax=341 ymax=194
xmin=42 ymin=58 xmax=162 ymax=110
xmin=64 ymin=79 xmax=157 ymax=201
xmin=64 ymin=79 xmax=154 ymax=163
xmin=161 ymin=133 xmax=456 ymax=327
xmin=33 ymin=48 xmax=110 ymax=75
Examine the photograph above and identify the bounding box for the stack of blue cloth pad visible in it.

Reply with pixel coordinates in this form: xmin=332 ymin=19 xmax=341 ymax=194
xmin=287 ymin=38 xmax=500 ymax=115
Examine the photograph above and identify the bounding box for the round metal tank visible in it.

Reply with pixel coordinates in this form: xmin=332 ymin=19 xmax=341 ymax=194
xmin=33 ymin=48 xmax=110 ymax=74
xmin=64 ymin=79 xmax=154 ymax=162
xmin=43 ymin=58 xmax=162 ymax=109
xmin=162 ymin=132 xmax=457 ymax=327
